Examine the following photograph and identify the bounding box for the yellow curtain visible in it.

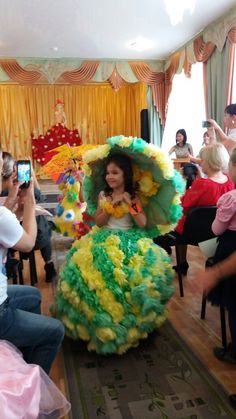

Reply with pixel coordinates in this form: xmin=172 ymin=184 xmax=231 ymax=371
xmin=0 ymin=83 xmax=147 ymax=159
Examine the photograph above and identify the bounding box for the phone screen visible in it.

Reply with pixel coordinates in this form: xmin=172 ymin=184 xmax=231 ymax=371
xmin=17 ymin=160 xmax=31 ymax=188
xmin=202 ymin=121 xmax=211 ymax=128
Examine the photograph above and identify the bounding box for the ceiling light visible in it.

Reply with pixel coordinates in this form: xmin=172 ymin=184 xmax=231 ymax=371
xmin=127 ymin=37 xmax=154 ymax=52
xmin=165 ymin=0 xmax=196 ymax=26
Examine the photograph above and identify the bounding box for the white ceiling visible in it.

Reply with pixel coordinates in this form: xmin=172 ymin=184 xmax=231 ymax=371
xmin=0 ymin=0 xmax=235 ymax=60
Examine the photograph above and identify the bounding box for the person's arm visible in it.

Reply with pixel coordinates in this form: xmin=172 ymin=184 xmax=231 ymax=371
xmin=197 ymin=251 xmax=236 ymax=294
xmin=122 ymin=193 xmax=147 ymax=228
xmin=13 ymin=180 xmax=37 ymax=252
xmin=168 ymin=146 xmax=175 ymax=156
xmin=208 ymin=119 xmax=236 ymax=152
xmin=95 ymin=192 xmax=111 ymax=227
xmin=188 ymin=144 xmax=194 ymax=156
xmin=212 ymin=193 xmax=235 ymax=236
xmin=29 ymin=157 xmax=40 ymax=190
xmin=189 ymin=155 xmax=201 ymax=164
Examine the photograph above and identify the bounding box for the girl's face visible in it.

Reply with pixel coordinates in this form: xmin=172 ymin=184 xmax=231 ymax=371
xmin=176 ymin=133 xmax=184 ymax=146
xmin=105 ymin=162 xmax=124 ymax=190
xmin=224 ymin=112 xmax=236 ymax=130
xmin=228 ymin=160 xmax=236 ymax=184
xmin=203 ymin=133 xmax=210 ymax=146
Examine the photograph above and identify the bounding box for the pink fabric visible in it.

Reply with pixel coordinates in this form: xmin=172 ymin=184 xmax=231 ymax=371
xmin=212 ymin=190 xmax=236 ymax=235
xmin=0 ymin=340 xmax=71 ymax=419
xmin=176 ymin=176 xmax=235 ymax=234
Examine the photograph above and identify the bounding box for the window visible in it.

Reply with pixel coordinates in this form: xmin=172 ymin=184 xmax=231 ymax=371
xmin=161 ymin=62 xmax=205 ymax=157
xmin=232 ymin=48 xmax=236 ymax=103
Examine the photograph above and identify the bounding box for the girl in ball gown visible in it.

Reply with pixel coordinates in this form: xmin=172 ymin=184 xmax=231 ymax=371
xmin=53 ymin=136 xmax=185 ymax=355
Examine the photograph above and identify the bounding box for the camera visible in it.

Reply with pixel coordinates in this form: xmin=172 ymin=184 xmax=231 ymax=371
xmin=16 ymin=160 xmax=31 ymax=188
xmin=202 ymin=121 xmax=211 ymax=128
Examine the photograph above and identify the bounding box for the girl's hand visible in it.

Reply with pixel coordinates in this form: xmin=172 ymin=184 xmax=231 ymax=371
xmin=122 ymin=192 xmax=132 ymax=206
xmin=112 ymin=194 xmax=124 ymax=206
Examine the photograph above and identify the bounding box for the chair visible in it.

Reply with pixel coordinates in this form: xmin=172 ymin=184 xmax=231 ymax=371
xmin=6 ymin=248 xmax=38 ymax=287
xmin=174 ymin=205 xmax=227 ymax=348
xmin=174 ymin=205 xmax=217 ymax=297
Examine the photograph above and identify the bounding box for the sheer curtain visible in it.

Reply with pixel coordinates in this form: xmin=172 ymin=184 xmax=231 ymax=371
xmin=161 ymin=63 xmax=205 ymax=157
xmin=232 ymin=47 xmax=236 ymax=103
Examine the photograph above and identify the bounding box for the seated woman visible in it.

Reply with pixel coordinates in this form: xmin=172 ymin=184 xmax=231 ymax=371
xmin=154 ymin=143 xmax=234 ymax=273
xmin=189 ymin=131 xmax=216 ymax=165
xmin=168 ymin=129 xmax=193 ymax=158
xmin=1 ymin=152 xmax=56 ymax=282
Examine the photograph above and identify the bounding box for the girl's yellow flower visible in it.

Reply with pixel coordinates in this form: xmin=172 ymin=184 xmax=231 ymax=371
xmin=96 ymin=327 xmax=116 ymax=342
xmin=77 ymin=325 xmax=90 ymax=341
xmin=100 ymin=197 xmax=129 ymax=218
xmin=118 ymin=136 xmax=133 ymax=147
xmin=83 ymin=144 xmax=110 ymax=165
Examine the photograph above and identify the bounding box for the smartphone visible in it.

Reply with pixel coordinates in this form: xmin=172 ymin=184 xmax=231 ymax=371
xmin=202 ymin=120 xmax=211 ymax=128
xmin=16 ymin=160 xmax=31 ymax=188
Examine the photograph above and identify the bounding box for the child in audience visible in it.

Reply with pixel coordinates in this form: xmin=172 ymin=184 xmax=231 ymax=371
xmin=206 ymin=147 xmax=236 ymax=364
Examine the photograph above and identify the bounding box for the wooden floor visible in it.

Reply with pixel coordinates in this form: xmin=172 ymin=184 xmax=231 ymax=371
xmin=19 ymin=242 xmax=236 ymax=416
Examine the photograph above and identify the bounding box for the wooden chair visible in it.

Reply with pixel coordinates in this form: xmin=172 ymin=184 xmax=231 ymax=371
xmin=174 ymin=205 xmax=227 ymax=347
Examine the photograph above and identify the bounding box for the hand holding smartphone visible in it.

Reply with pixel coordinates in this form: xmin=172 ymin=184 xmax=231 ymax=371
xmin=16 ymin=160 xmax=31 ymax=188
xmin=202 ymin=121 xmax=211 ymax=128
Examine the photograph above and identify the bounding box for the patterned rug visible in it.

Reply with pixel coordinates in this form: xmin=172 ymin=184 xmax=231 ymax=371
xmin=62 ymin=321 xmax=236 ymax=419
xmin=51 ymin=234 xmax=236 ymax=419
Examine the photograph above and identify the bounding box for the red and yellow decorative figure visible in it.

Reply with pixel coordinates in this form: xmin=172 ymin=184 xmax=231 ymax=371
xmin=54 ymin=156 xmax=95 ymax=239
xmin=32 ymin=100 xmax=82 ymax=165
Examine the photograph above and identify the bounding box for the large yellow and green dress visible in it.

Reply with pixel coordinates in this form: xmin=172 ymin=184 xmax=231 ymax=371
xmin=54 ymin=136 xmax=185 ymax=354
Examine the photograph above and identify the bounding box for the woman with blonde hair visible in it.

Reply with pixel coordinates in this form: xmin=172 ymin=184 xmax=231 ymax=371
xmin=154 ymin=143 xmax=234 ymax=273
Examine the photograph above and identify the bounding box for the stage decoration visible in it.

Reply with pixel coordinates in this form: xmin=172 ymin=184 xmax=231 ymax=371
xmin=53 ymin=136 xmax=185 ymax=354
xmin=32 ymin=100 xmax=82 ymax=165
xmin=38 ymin=143 xmax=97 ymax=183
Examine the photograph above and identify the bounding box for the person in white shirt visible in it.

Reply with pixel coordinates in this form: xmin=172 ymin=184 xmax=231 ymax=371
xmin=208 ymin=103 xmax=236 ymax=154
xmin=0 ymin=150 xmax=64 ymax=374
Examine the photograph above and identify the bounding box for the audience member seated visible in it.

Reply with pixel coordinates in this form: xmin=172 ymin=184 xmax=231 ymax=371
xmin=154 ymin=143 xmax=234 ymax=274
xmin=206 ymin=148 xmax=236 ymax=364
xmin=182 ymin=163 xmax=199 ymax=189
xmin=195 ymin=250 xmax=236 ymax=409
xmin=189 ymin=131 xmax=216 ymax=165
xmin=1 ymin=152 xmax=57 ymax=282
xmin=168 ymin=128 xmax=193 ymax=158
xmin=0 ymin=150 xmax=64 ymax=374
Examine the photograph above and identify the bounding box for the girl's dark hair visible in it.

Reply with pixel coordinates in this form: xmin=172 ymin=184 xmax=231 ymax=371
xmin=176 ymin=129 xmax=187 ymax=146
xmin=225 ymin=103 xmax=236 ymax=116
xmin=104 ymin=153 xmax=136 ymax=197
xmin=183 ymin=163 xmax=198 ymax=189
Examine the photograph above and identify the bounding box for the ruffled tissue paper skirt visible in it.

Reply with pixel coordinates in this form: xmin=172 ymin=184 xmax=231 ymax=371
xmin=54 ymin=227 xmax=174 ymax=354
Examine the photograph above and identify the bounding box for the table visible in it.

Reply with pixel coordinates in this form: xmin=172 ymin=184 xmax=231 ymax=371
xmin=172 ymin=158 xmax=190 ymax=171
